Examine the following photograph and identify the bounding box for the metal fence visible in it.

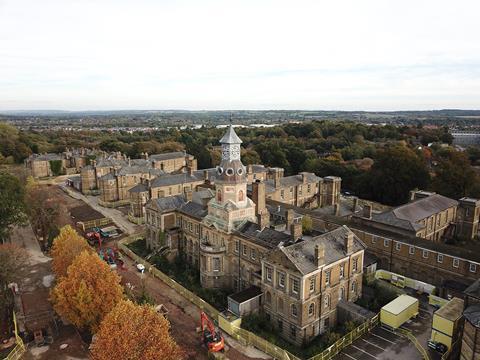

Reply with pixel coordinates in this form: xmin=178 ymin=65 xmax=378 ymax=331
xmin=119 ymin=235 xmax=220 ymax=320
xmin=76 ymin=217 xmax=112 ymax=232
xmin=119 ymin=234 xmax=382 ymax=360
xmin=307 ymin=314 xmax=379 ymax=360
xmin=97 ymin=199 xmax=130 ymax=208
xmin=4 ymin=312 xmax=26 ymax=360
xmin=396 ymin=328 xmax=430 ymax=360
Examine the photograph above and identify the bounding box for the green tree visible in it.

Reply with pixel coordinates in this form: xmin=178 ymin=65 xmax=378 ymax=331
xmin=432 ymin=150 xmax=478 ymax=199
xmin=360 ymin=146 xmax=430 ymax=205
xmin=0 ymin=172 xmax=26 ymax=243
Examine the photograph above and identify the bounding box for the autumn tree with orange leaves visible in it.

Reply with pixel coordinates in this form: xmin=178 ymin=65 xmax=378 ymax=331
xmin=50 ymin=250 xmax=123 ymax=332
xmin=51 ymin=225 xmax=93 ymax=278
xmin=91 ymin=300 xmax=183 ymax=360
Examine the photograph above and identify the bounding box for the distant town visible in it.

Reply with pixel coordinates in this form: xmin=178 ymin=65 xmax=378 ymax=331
xmin=1 ymin=118 xmax=480 ymax=360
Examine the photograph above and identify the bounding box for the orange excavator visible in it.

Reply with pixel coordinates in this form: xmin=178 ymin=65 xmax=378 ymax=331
xmin=200 ymin=311 xmax=224 ymax=352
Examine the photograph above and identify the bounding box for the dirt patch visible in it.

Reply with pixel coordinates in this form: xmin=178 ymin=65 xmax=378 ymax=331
xmin=69 ymin=204 xmax=105 ymax=223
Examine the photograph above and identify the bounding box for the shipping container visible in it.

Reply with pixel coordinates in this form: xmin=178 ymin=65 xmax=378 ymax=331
xmin=380 ymin=295 xmax=419 ymax=329
xmin=431 ymin=297 xmax=464 ymax=349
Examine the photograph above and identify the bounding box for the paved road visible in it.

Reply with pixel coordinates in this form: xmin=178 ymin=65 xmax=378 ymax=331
xmin=60 ymin=185 xmax=139 ymax=235
xmin=10 ymin=224 xmax=50 ymax=265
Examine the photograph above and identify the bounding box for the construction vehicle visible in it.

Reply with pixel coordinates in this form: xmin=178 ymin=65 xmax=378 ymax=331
xmin=85 ymin=231 xmax=102 ymax=247
xmin=200 ymin=311 xmax=224 ymax=352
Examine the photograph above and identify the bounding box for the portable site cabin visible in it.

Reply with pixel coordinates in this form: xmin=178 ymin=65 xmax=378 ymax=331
xmin=431 ymin=297 xmax=464 ymax=350
xmin=227 ymin=286 xmax=262 ymax=317
xmin=380 ymin=295 xmax=419 ymax=329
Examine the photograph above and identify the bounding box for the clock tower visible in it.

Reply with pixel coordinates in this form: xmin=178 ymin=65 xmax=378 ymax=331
xmin=203 ymin=125 xmax=256 ymax=233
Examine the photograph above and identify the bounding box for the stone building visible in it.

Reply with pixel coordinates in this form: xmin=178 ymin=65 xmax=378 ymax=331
xmin=260 ymin=172 xmax=341 ymax=209
xmin=80 ymin=151 xmax=197 ymax=203
xmin=353 ymin=190 xmax=480 ymax=242
xmin=262 ymin=226 xmax=365 ymax=345
xmin=461 ymin=280 xmax=480 ymax=360
xmin=143 ymin=125 xmax=364 ymax=345
xmin=25 ymin=148 xmax=96 ymax=178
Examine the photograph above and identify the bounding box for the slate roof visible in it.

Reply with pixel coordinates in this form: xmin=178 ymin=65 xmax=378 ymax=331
xmin=96 ymin=158 xmax=128 ymax=168
xmin=129 ymin=183 xmax=149 ymax=193
xmin=148 ymin=195 xmax=186 ymax=213
xmin=118 ymin=165 xmax=150 ymax=176
xmin=192 ymin=189 xmax=215 ymax=205
xmin=371 ymin=194 xmax=459 ymax=231
xmin=179 ymin=201 xmax=208 ymax=219
xmin=237 ymin=221 xmax=292 ymax=249
xmin=465 ymin=279 xmax=480 ymax=300
xmin=149 ymin=152 xmax=187 ymax=161
xmin=264 ymin=173 xmax=321 ymax=193
xmin=150 ymin=173 xmax=203 ymax=188
xmin=464 ymin=304 xmax=480 ymax=327
xmin=281 ymin=226 xmax=365 ymax=275
xmin=99 ymin=173 xmax=115 ymax=181
xmin=220 ymin=125 xmax=242 ymax=144
xmin=229 ymin=286 xmax=262 ymax=304
xmin=31 ymin=153 xmax=63 ymax=161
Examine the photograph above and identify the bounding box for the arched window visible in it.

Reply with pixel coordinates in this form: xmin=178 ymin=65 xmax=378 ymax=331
xmin=339 ymin=287 xmax=345 ymax=300
xmin=266 ymin=291 xmax=271 ymax=304
xmin=324 ymin=294 xmax=330 ymax=309
xmin=308 ymin=303 xmax=315 ymax=316
xmin=278 ymin=298 xmax=284 ymax=312
xmin=238 ymin=190 xmax=244 ymax=201
xmin=351 ymin=281 xmax=357 ymax=294
xmin=217 ymin=190 xmax=222 ymax=202
xmin=291 ymin=304 xmax=298 ymax=317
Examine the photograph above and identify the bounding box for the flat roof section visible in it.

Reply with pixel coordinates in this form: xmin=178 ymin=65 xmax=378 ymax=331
xmin=435 ymin=297 xmax=464 ymax=321
xmin=382 ymin=295 xmax=418 ymax=315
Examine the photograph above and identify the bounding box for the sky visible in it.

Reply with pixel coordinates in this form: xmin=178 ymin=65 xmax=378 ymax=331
xmin=0 ymin=0 xmax=479 ymax=111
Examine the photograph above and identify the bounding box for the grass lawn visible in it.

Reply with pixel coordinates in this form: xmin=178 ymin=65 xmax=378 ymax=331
xmin=241 ymin=312 xmax=359 ymax=359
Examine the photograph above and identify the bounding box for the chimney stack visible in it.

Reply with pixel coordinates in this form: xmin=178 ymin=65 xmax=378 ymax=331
xmin=314 ymin=244 xmax=325 ymax=267
xmin=291 ymin=221 xmax=302 ymax=241
xmin=252 ymin=180 xmax=266 ymax=216
xmin=273 ymin=169 xmax=282 ymax=188
xmin=363 ymin=203 xmax=372 ymax=219
xmin=345 ymin=230 xmax=354 ymax=254
xmin=144 ymin=152 xmax=149 ymax=160
xmin=184 ymin=188 xmax=193 ymax=202
xmin=204 ymin=169 xmax=209 ymax=182
xmin=352 ymin=197 xmax=358 ymax=212
xmin=188 ymin=166 xmax=194 ymax=176
xmin=247 ymin=164 xmax=253 ymax=174
xmin=285 ymin=209 xmax=294 ymax=229
xmin=301 ymin=172 xmax=307 ymax=184
xmin=333 ymin=203 xmax=340 ymax=216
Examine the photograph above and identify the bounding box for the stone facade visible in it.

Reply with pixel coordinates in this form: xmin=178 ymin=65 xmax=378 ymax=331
xmin=143 ymin=126 xmax=363 ymax=346
xmin=25 ymin=148 xmax=97 ymax=178
xmin=354 ymin=190 xmax=480 ymax=242
xmin=262 ymin=226 xmax=364 ymax=345
xmin=263 ymin=173 xmax=341 ymax=209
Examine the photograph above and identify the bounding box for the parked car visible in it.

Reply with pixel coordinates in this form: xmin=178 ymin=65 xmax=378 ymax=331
xmin=136 ymin=263 xmax=145 ymax=272
xmin=427 ymin=340 xmax=447 ymax=354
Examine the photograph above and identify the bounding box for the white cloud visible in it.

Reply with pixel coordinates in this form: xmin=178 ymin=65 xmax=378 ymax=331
xmin=0 ymin=0 xmax=479 ymax=110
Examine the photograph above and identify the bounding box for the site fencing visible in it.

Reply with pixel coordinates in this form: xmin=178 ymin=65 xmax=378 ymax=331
xmin=4 ymin=312 xmax=26 ymax=360
xmin=97 ymin=199 xmax=130 ymax=208
xmin=396 ymin=327 xmax=431 ymax=360
xmin=119 ymin=234 xmax=382 ymax=360
xmin=127 ymin=213 xmax=145 ymax=225
xmin=76 ymin=217 xmax=112 ymax=232
xmin=119 ymin=234 xmax=220 ymax=320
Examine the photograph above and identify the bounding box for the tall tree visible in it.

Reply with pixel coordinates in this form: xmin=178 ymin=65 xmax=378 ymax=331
xmin=90 ymin=300 xmax=183 ymax=360
xmin=25 ymin=178 xmax=61 ymax=248
xmin=360 ymin=146 xmax=430 ymax=205
xmin=0 ymin=172 xmax=26 ymax=243
xmin=50 ymin=225 xmax=93 ymax=278
xmin=50 ymin=250 xmax=123 ymax=332
xmin=432 ymin=150 xmax=478 ymax=199
xmin=0 ymin=244 xmax=29 ymax=337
